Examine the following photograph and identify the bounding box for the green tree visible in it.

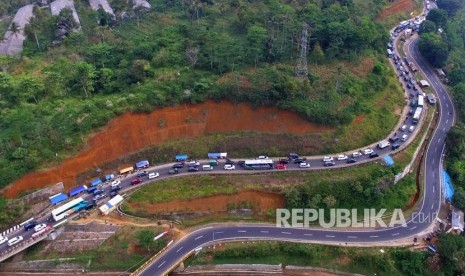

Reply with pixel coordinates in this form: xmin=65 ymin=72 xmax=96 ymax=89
xmin=437 ymin=233 xmax=465 ymax=274
xmin=418 ymin=33 xmax=449 ymax=68
xmin=74 ymin=62 xmax=96 ymax=97
xmin=310 ymin=42 xmax=325 ymax=64
xmin=246 ymin=24 xmax=267 ymax=67
xmin=135 ymin=229 xmax=155 ymax=252
xmin=323 ymin=195 xmax=336 ymax=207
xmin=452 ymin=188 xmax=465 ymax=211
xmin=437 ymin=0 xmax=463 ymax=16
xmin=426 ymin=9 xmax=448 ymax=28
xmin=419 ymin=20 xmax=437 ymax=34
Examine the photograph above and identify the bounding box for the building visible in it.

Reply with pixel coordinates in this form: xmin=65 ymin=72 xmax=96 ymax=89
xmin=451 ymin=207 xmax=464 ymax=234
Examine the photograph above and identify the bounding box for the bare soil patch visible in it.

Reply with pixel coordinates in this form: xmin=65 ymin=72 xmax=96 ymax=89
xmin=377 ymin=0 xmax=416 ymax=20
xmin=129 ymin=190 xmax=285 ymax=214
xmin=3 ymin=101 xmax=330 ymax=198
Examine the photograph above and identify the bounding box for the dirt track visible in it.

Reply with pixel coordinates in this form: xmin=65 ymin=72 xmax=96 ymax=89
xmin=3 ymin=101 xmax=330 ymax=198
xmin=377 ymin=0 xmax=416 ymax=20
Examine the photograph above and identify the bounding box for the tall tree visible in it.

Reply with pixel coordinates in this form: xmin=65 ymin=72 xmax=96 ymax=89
xmin=246 ymin=24 xmax=267 ymax=67
xmin=74 ymin=62 xmax=96 ymax=97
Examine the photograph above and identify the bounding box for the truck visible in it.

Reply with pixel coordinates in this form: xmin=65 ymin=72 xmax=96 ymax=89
xmin=378 ymin=140 xmax=391 ymax=149
xmin=99 ymin=195 xmax=124 ymax=215
xmin=412 ymin=107 xmax=423 ymax=124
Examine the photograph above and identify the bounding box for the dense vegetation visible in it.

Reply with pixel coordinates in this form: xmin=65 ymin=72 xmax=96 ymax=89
xmin=0 ymin=0 xmax=393 ymax=192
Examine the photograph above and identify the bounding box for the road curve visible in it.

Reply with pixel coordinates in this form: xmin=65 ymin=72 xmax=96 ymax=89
xmin=138 ymin=25 xmax=456 ymax=276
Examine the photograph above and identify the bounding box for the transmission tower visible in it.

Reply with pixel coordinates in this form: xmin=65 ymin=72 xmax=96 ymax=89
xmin=296 ymin=22 xmax=309 ymax=77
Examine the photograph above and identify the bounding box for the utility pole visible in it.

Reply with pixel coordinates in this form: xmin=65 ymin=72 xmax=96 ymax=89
xmin=296 ymin=22 xmax=309 ymax=78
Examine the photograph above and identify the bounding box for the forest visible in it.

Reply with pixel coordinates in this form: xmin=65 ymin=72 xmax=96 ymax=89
xmin=0 ymin=0 xmax=392 ymax=190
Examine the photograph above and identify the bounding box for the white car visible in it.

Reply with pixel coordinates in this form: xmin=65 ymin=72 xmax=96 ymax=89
xmin=362 ymin=148 xmax=373 ymax=155
xmin=323 ymin=156 xmax=333 ymax=162
xmin=299 ymin=162 xmax=311 ymax=168
xmin=400 ymin=124 xmax=407 ymax=131
xmin=7 ymin=236 xmax=23 ymax=247
xmin=258 ymin=155 xmax=268 ymax=159
xmin=401 ymin=134 xmax=408 ymax=142
xmin=34 ymin=223 xmax=47 ymax=233
xmin=188 ymin=160 xmax=200 ymax=166
xmin=148 ymin=172 xmax=160 ymax=179
xmin=111 ymin=180 xmax=121 ymax=187
xmin=337 ymin=154 xmax=348 ymax=161
xmin=352 ymin=152 xmax=362 ymax=158
xmin=409 ymin=125 xmax=415 ymax=132
xmin=0 ymin=236 xmax=8 ymax=245
xmin=224 ymin=164 xmax=235 ymax=170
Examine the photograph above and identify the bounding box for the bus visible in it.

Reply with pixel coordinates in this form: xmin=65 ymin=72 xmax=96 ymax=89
xmin=412 ymin=107 xmax=423 ymax=124
xmin=51 ymin=197 xmax=87 ymax=221
xmin=244 ymin=159 xmax=274 ymax=170
xmin=417 ymin=95 xmax=424 ymax=107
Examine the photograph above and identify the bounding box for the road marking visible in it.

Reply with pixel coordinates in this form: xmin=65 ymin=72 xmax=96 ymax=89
xmin=281 ymin=231 xmax=291 ymax=235
xmin=438 ymin=138 xmax=440 ymax=142
xmin=431 ymin=204 xmax=434 ymax=210
xmin=260 ymin=231 xmax=269 ymax=234
xmin=446 ymin=119 xmax=449 ymax=124
xmin=303 ymin=233 xmax=313 ymax=236
xmin=158 ymin=261 xmax=166 ymax=268
xmin=326 ymin=235 xmax=335 ymax=238
xmin=443 ymin=127 xmax=446 ymax=131
xmin=433 ymin=186 xmax=435 ymax=193
xmin=347 ymin=236 xmax=358 ymax=239
xmin=392 ymin=233 xmax=399 ymax=236
xmin=446 ymin=103 xmax=449 ymax=108
xmin=410 ymin=226 xmax=417 ymax=230
xmin=195 ymin=235 xmax=203 ymax=240
xmin=369 ymin=235 xmax=379 ymax=238
xmin=238 ymin=230 xmax=247 ymax=233
xmin=176 ymin=247 xmax=183 ymax=253
xmin=214 ymin=231 xmax=224 ymax=234
xmin=432 ymin=158 xmax=435 ymax=165
xmin=435 ymin=147 xmax=438 ymax=152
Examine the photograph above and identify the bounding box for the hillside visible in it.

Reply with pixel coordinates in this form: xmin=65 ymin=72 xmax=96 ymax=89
xmin=0 ymin=0 xmax=398 ymax=194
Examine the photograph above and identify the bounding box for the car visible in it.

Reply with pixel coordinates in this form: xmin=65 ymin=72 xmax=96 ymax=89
xmin=111 ymin=185 xmax=121 ymax=192
xmin=258 ymin=155 xmax=269 ymax=159
xmin=402 ymin=134 xmax=408 ymax=141
xmin=87 ymin=186 xmax=97 ymax=194
xmin=110 ymin=191 xmax=118 ymax=198
xmin=148 ymin=172 xmax=160 ymax=179
xmin=299 ymin=162 xmax=311 ymax=168
xmin=400 ymin=124 xmax=407 ymax=131
xmin=172 ymin=163 xmax=184 ymax=169
xmin=413 ymin=85 xmax=418 ymax=91
xmin=279 ymin=159 xmax=289 ymax=164
xmin=237 ymin=161 xmax=246 ymax=167
xmin=24 ymin=221 xmax=38 ymax=231
xmin=7 ymin=236 xmax=23 ymax=247
xmin=0 ymin=236 xmax=8 ymax=245
xmin=347 ymin=158 xmax=357 ymax=164
xmin=362 ymin=148 xmax=373 ymax=155
xmin=137 ymin=170 xmax=148 ymax=177
xmin=276 ymin=163 xmax=287 ymax=170
xmin=131 ymin=178 xmax=142 ymax=185
xmin=225 ymin=159 xmax=235 ymax=165
xmin=293 ymin=158 xmax=307 ymax=164
xmin=409 ymin=78 xmax=416 ymax=85
xmin=392 ymin=143 xmax=401 ymax=150
xmin=403 ymin=76 xmax=409 ymax=81
xmin=224 ymin=164 xmax=236 ymax=170
xmin=188 ymin=166 xmax=199 ymax=172
xmin=85 ymin=203 xmax=95 ymax=210
xmin=288 ymin=153 xmax=300 ymax=159
xmin=324 ymin=161 xmax=336 ymax=167
xmin=93 ymin=189 xmax=104 ymax=195
xmin=409 ymin=109 xmax=414 ymax=115
xmin=409 ymin=92 xmax=415 ymax=98
xmin=389 ymin=136 xmax=400 ymax=143
xmin=369 ymin=152 xmax=379 ymax=158
xmin=409 ymin=125 xmax=415 ymax=132
xmin=34 ymin=223 xmax=47 ymax=233
xmin=337 ymin=154 xmax=348 ymax=161
xmin=111 ymin=180 xmax=121 ymax=187
xmin=169 ymin=169 xmax=180 ymax=174
xmin=406 ymin=83 xmax=412 ymax=89
xmin=352 ymin=152 xmax=362 ymax=158
xmin=202 ymin=165 xmax=213 ymax=171
xmin=93 ymin=194 xmax=105 ymax=202
xmin=323 ymin=156 xmax=333 ymax=162
xmin=188 ymin=160 xmax=200 ymax=166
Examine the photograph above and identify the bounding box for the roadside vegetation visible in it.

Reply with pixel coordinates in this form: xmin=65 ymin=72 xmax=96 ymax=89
xmin=0 ymin=0 xmax=401 ymax=192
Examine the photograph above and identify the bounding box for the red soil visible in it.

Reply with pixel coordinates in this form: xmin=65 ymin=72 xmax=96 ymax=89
xmin=3 ymin=101 xmax=331 ymax=198
xmin=352 ymin=114 xmax=365 ymax=125
xmin=128 ymin=190 xmax=285 ymax=214
xmin=377 ymin=0 xmax=416 ymax=20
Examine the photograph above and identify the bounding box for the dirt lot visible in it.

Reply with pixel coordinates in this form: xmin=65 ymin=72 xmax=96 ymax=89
xmin=377 ymin=0 xmax=416 ymax=20
xmin=3 ymin=101 xmax=331 ymax=198
xmin=128 ymin=190 xmax=285 ymax=214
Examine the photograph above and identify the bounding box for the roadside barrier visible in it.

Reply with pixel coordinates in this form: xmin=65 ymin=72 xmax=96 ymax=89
xmin=131 ymin=240 xmax=173 ymax=276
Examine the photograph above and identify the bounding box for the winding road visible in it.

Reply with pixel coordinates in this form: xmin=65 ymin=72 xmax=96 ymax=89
xmin=137 ymin=17 xmax=456 ymax=276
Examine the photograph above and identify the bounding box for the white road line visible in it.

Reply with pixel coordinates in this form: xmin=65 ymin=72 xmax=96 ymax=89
xmin=392 ymin=233 xmax=399 ymax=236
xmin=195 ymin=235 xmax=203 ymax=240
xmin=432 ymin=158 xmax=435 ymax=165
xmin=446 ymin=119 xmax=449 ymax=124
xmin=303 ymin=233 xmax=313 ymax=236
xmin=438 ymin=138 xmax=440 ymax=142
xmin=435 ymin=147 xmax=438 ymax=152
xmin=281 ymin=231 xmax=291 ymax=235
xmin=158 ymin=261 xmax=166 ymax=268
xmin=326 ymin=235 xmax=335 ymax=238
xmin=431 ymin=204 xmax=434 ymax=210
xmin=176 ymin=247 xmax=183 ymax=253
xmin=443 ymin=127 xmax=446 ymax=131
xmin=347 ymin=236 xmax=358 ymax=239
xmin=214 ymin=231 xmax=224 ymax=234
xmin=238 ymin=230 xmax=247 ymax=233
xmin=410 ymin=226 xmax=417 ymax=230
xmin=369 ymin=235 xmax=379 ymax=238
xmin=260 ymin=231 xmax=269 ymax=234
xmin=433 ymin=186 xmax=435 ymax=193
xmin=446 ymin=103 xmax=449 ymax=108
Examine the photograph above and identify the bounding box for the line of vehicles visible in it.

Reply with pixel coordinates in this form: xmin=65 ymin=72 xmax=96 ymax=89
xmin=0 ymin=221 xmax=50 ymax=248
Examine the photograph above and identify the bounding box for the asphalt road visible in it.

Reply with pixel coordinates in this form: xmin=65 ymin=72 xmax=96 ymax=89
xmin=137 ymin=23 xmax=456 ymax=276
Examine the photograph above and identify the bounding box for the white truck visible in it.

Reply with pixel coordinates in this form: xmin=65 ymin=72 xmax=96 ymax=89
xmin=378 ymin=140 xmax=391 ymax=149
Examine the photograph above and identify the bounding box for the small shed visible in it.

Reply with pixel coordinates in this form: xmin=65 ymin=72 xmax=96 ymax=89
xmin=383 ymin=155 xmax=394 ymax=167
xmin=49 ymin=193 xmax=68 ymax=205
xmin=452 ymin=207 xmax=464 ymax=233
xmin=176 ymin=154 xmax=188 ymax=162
